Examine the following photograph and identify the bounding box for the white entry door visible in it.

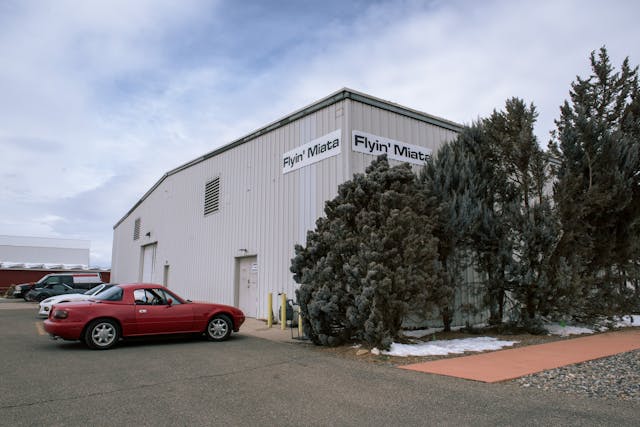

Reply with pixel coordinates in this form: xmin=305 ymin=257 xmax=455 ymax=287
xmin=141 ymin=243 xmax=157 ymax=283
xmin=238 ymin=256 xmax=258 ymax=317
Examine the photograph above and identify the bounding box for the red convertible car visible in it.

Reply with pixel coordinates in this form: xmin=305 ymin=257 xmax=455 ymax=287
xmin=44 ymin=283 xmax=245 ymax=350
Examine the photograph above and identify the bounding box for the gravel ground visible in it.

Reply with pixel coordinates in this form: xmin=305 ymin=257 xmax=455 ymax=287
xmin=515 ymin=350 xmax=640 ymax=401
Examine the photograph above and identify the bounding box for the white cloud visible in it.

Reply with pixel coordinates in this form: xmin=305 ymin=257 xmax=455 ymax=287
xmin=280 ymin=0 xmax=640 ymax=144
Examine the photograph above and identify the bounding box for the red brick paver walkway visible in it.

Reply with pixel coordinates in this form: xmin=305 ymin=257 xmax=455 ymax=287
xmin=400 ymin=329 xmax=640 ymax=383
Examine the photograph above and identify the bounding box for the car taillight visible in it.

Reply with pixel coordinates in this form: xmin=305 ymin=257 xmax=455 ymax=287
xmin=53 ymin=310 xmax=68 ymax=319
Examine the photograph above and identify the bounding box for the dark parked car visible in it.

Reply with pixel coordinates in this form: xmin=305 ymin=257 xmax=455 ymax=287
xmin=26 ymin=283 xmax=100 ymax=302
xmin=44 ymin=283 xmax=246 ymax=349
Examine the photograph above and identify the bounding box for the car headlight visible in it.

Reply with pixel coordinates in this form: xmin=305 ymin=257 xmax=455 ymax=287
xmin=53 ymin=309 xmax=68 ymax=319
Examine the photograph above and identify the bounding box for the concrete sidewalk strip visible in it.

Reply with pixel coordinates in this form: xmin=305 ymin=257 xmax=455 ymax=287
xmin=400 ymin=329 xmax=640 ymax=383
xmin=239 ymin=317 xmax=305 ymax=343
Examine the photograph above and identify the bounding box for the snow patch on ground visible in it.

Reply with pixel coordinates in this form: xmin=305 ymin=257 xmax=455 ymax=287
xmin=381 ymin=337 xmax=518 ymax=357
xmin=615 ymin=314 xmax=640 ymax=328
xmin=545 ymin=323 xmax=595 ymax=336
xmin=545 ymin=314 xmax=639 ymax=336
xmin=401 ymin=323 xmax=487 ymax=339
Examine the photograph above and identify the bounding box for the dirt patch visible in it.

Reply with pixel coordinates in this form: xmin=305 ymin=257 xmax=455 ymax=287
xmin=310 ymin=330 xmax=581 ymax=367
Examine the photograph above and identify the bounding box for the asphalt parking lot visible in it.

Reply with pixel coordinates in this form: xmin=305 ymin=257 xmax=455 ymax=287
xmin=1 ymin=302 xmax=638 ymax=426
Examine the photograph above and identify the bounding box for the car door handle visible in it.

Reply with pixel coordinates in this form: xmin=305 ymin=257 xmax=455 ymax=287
xmin=139 ymin=309 xmax=147 ymax=313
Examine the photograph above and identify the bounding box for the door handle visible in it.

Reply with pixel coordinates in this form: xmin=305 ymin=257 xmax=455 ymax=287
xmin=139 ymin=309 xmax=147 ymax=313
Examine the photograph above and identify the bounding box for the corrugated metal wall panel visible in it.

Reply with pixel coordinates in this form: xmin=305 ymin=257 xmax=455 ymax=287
xmin=348 ymin=102 xmax=458 ymax=173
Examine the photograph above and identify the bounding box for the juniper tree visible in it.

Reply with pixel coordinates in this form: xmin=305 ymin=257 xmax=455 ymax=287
xmin=550 ymin=47 xmax=640 ymax=316
xmin=484 ymin=99 xmax=558 ymax=322
xmin=429 ymin=101 xmax=558 ymax=327
xmin=454 ymin=122 xmax=517 ymax=325
xmin=421 ymin=133 xmax=480 ymax=330
xmin=291 ymin=156 xmax=446 ymax=349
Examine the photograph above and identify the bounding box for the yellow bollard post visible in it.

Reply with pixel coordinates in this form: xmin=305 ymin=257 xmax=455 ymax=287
xmin=281 ymin=293 xmax=287 ymax=330
xmin=267 ymin=292 xmax=273 ymax=328
xmin=298 ymin=312 xmax=303 ymax=337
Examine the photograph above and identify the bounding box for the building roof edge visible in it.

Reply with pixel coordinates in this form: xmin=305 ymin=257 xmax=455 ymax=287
xmin=113 ymin=88 xmax=462 ymax=229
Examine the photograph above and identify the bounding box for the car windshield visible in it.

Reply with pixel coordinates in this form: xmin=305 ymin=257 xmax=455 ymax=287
xmin=84 ymin=284 xmax=104 ymax=295
xmin=93 ymin=285 xmax=123 ymax=301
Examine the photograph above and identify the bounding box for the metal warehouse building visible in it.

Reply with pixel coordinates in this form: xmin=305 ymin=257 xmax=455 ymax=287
xmin=111 ymin=89 xmax=463 ymax=320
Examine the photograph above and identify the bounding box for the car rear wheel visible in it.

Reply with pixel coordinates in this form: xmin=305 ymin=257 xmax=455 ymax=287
xmin=206 ymin=315 xmax=232 ymax=341
xmin=85 ymin=319 xmax=120 ymax=350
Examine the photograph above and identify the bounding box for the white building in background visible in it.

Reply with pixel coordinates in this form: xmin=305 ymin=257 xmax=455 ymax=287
xmin=112 ymin=89 xmax=480 ymax=322
xmin=0 ymin=235 xmax=90 ymax=266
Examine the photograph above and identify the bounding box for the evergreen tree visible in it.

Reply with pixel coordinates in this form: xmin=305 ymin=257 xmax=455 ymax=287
xmin=550 ymin=47 xmax=640 ymax=316
xmin=421 ymin=132 xmax=480 ymax=330
xmin=455 ymin=122 xmax=516 ymax=325
xmin=429 ymin=100 xmax=558 ymax=327
xmin=484 ymin=99 xmax=559 ymax=323
xmin=291 ymin=156 xmax=446 ymax=349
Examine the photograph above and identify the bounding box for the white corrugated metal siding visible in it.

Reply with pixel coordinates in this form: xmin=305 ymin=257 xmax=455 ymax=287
xmin=112 ymin=90 xmax=475 ymax=321
xmin=112 ymin=101 xmax=345 ymax=315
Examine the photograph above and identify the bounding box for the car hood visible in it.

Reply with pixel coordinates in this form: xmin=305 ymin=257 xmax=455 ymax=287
xmin=42 ymin=293 xmax=90 ymax=304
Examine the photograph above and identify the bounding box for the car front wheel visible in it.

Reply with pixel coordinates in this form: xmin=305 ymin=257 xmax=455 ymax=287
xmin=85 ymin=319 xmax=120 ymax=350
xmin=206 ymin=315 xmax=232 ymax=341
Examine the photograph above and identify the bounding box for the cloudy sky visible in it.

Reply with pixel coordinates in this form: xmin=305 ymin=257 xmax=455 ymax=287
xmin=1 ymin=0 xmax=638 ymax=267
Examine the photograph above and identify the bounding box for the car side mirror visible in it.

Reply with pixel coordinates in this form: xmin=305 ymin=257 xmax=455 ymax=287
xmin=167 ymin=298 xmax=173 ymax=306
